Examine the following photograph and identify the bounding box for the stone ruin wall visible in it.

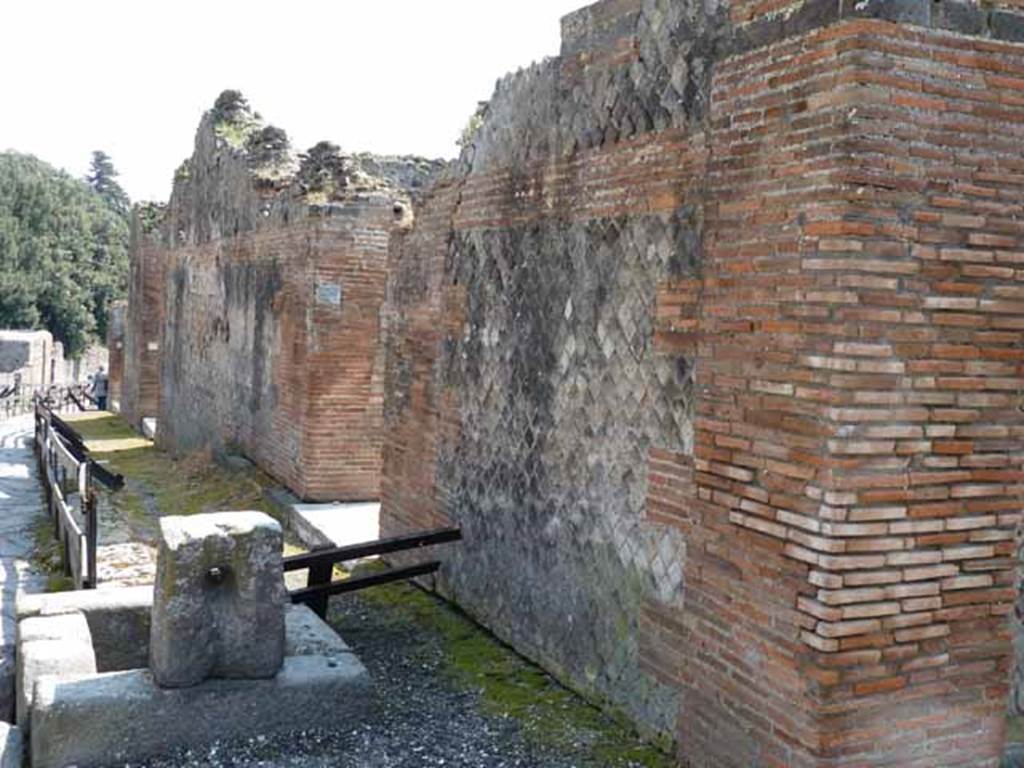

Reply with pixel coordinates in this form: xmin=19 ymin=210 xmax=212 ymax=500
xmin=382 ymin=0 xmax=1024 ymax=765
xmin=0 ymin=331 xmax=59 ymax=389
xmin=383 ymin=0 xmax=721 ymax=739
xmin=121 ymin=213 xmax=166 ymax=429
xmin=149 ymin=96 xmax=444 ymax=501
xmin=106 ymin=301 xmax=125 ymax=410
xmin=69 ymin=345 xmax=109 ymax=387
xmin=160 ymin=209 xmax=391 ymax=502
xmin=0 ymin=331 xmax=103 ymax=391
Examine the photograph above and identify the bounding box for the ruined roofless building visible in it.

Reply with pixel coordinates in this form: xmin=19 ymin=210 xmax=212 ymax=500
xmin=0 ymin=330 xmax=61 ymax=390
xmin=113 ymin=3 xmax=1024 ymax=764
xmin=123 ymin=91 xmax=445 ymax=501
xmin=380 ymin=0 xmax=1024 ymax=766
xmin=119 ymin=203 xmax=167 ymax=431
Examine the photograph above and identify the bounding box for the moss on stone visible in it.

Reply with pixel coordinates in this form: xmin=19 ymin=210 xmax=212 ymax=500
xmin=215 ymin=119 xmax=259 ymax=150
xmin=348 ymin=567 xmax=674 ymax=767
xmin=63 ymin=413 xmax=301 ymax=552
xmin=32 ymin=517 xmax=73 ymax=593
xmin=174 ymin=161 xmax=191 ymax=182
xmin=1007 ymin=715 xmax=1024 ymax=745
xmin=136 ymin=202 xmax=167 ymax=235
xmin=211 ymin=90 xmax=260 ymax=150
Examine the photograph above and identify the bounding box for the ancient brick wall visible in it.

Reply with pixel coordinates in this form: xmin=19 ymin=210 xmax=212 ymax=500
xmin=383 ymin=0 xmax=709 ymax=737
xmin=152 ymin=93 xmax=442 ymax=502
xmin=383 ymin=0 xmax=1024 ymax=764
xmin=161 ymin=209 xmax=394 ymax=500
xmin=106 ymin=302 xmax=125 ymax=410
xmin=121 ymin=215 xmax=166 ymax=428
xmin=687 ymin=20 xmax=1024 ymax=766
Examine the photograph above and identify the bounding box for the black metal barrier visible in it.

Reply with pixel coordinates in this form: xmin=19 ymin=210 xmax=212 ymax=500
xmin=284 ymin=527 xmax=462 ymax=618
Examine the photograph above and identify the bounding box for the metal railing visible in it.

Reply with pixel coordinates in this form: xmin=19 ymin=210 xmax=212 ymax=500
xmin=284 ymin=527 xmax=462 ymax=618
xmin=35 ymin=401 xmax=99 ymax=589
xmin=33 ymin=400 xmax=123 ymax=590
xmin=1 ymin=384 xmax=35 ymax=421
xmin=3 ymin=383 xmax=100 ymax=422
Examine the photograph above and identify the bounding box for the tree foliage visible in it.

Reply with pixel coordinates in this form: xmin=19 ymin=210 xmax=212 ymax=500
xmin=0 ymin=152 xmax=130 ymax=356
xmin=86 ymin=150 xmax=130 ymax=215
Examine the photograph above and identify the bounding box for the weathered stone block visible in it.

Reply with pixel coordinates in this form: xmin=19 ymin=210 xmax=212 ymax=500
xmin=847 ymin=0 xmax=931 ymax=24
xmin=17 ymin=586 xmax=152 ymax=672
xmin=17 ymin=584 xmax=152 ymax=622
xmin=31 ymin=656 xmax=370 ymax=768
xmin=0 ymin=650 xmax=11 ymax=725
xmin=933 ymin=0 xmax=986 ymax=35
xmin=0 ymin=723 xmax=22 ymax=768
xmin=993 ymin=10 xmax=1024 ymax=42
xmin=16 ymin=612 xmax=97 ymax=731
xmin=285 ymin=604 xmax=351 ymax=657
xmin=150 ymin=512 xmax=286 ymax=688
xmin=0 ymin=594 xmax=13 ymax=724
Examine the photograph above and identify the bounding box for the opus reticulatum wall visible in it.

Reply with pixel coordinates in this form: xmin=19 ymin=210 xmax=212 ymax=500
xmin=381 ymin=1 xmax=1024 ymax=765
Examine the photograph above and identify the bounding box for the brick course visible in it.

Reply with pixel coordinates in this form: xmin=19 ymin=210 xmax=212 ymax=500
xmin=121 ymin=217 xmax=165 ymax=429
xmin=122 ymin=95 xmax=443 ymax=502
xmin=381 ymin=1 xmax=1024 ymax=765
xmin=684 ymin=19 xmax=1024 ymax=765
xmin=159 ymin=212 xmax=392 ymax=501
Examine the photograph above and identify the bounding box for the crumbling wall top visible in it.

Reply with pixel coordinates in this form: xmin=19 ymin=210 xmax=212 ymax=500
xmin=159 ymin=90 xmax=448 ymax=247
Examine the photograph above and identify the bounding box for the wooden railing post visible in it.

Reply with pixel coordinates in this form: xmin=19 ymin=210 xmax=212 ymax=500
xmin=48 ymin=433 xmax=60 ymax=542
xmin=87 ymin=492 xmax=98 ymax=589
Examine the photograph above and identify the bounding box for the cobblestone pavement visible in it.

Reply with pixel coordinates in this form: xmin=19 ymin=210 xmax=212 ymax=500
xmin=0 ymin=415 xmax=47 ymax=721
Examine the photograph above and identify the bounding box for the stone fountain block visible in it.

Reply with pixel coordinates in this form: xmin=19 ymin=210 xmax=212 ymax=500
xmin=18 ymin=511 xmax=373 ymax=767
xmin=0 ymin=722 xmax=22 ymax=768
xmin=18 ymin=586 xmax=153 ymax=672
xmin=16 ymin=612 xmax=97 ymax=731
xmin=150 ymin=512 xmax=286 ymax=688
xmin=28 ymin=605 xmax=370 ymax=768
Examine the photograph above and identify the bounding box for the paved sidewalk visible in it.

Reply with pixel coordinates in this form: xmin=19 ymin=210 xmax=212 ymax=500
xmin=0 ymin=416 xmax=46 ymax=722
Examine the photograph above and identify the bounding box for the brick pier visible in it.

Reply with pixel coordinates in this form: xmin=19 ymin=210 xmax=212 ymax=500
xmin=382 ymin=5 xmax=1024 ymax=766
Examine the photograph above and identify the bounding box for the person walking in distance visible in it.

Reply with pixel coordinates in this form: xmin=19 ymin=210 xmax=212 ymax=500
xmin=92 ymin=367 xmax=109 ymax=411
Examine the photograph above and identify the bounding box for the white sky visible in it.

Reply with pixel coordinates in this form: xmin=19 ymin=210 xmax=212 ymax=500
xmin=0 ymin=0 xmax=585 ymax=202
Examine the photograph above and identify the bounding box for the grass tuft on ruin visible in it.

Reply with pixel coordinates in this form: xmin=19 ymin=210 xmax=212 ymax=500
xmin=64 ymin=412 xmax=289 ymax=537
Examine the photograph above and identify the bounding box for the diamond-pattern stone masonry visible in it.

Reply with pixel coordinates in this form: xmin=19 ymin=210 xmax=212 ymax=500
xmin=383 ymin=0 xmax=1024 ymax=765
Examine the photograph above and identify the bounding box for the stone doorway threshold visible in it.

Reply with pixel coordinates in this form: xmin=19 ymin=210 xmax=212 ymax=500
xmin=265 ymin=488 xmax=380 ymax=554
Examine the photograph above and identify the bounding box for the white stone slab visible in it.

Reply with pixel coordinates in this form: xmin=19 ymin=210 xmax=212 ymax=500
xmin=291 ymin=502 xmax=381 ymax=555
xmin=0 ymin=416 xmax=48 ymax=722
xmin=17 ymin=612 xmax=97 ymax=731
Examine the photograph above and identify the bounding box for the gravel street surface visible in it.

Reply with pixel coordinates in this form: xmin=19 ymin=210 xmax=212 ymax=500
xmin=39 ymin=414 xmax=669 ymax=768
xmin=124 ymin=589 xmax=667 ymax=768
